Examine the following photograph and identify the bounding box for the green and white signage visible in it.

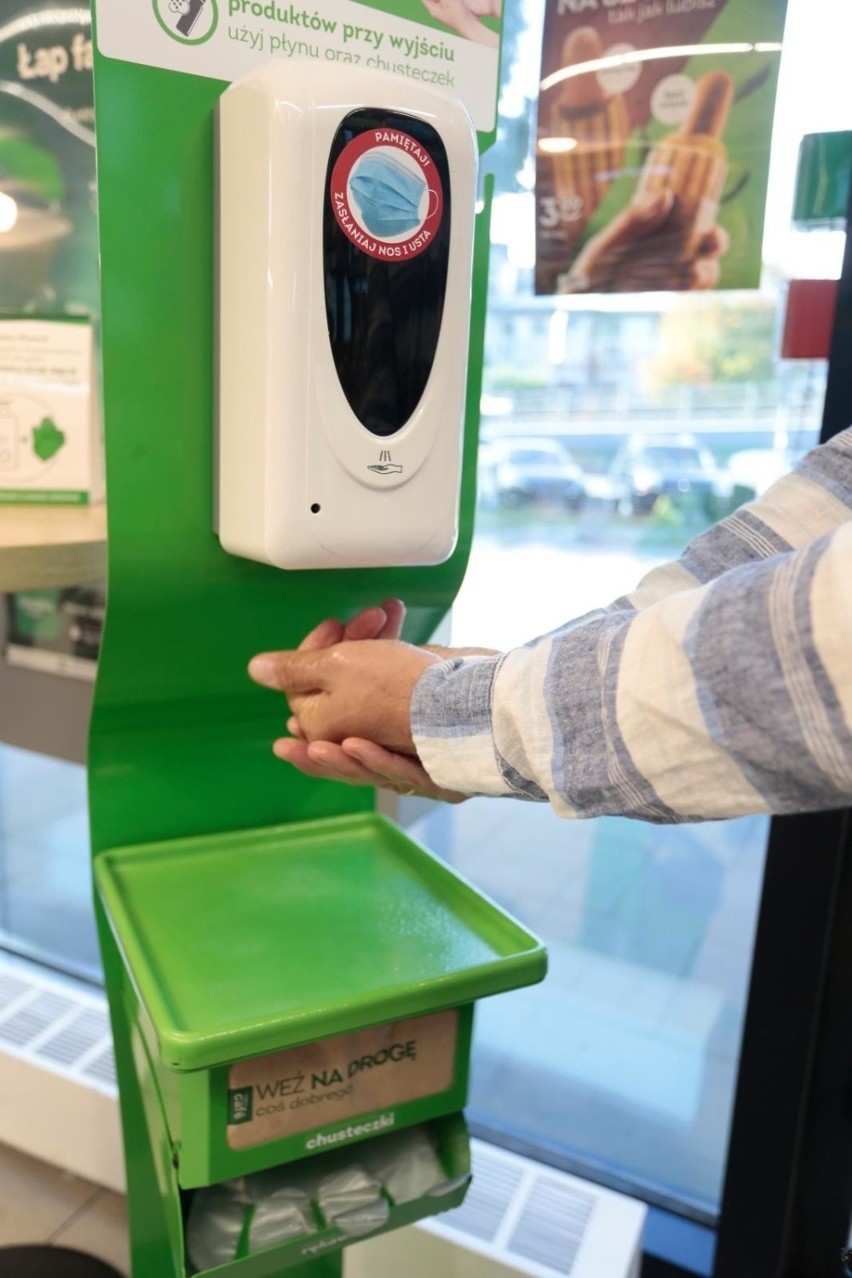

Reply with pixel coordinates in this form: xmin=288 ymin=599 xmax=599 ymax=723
xmin=0 ymin=318 xmax=99 ymax=502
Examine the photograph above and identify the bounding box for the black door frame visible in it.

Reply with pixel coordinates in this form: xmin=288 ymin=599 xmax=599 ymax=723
xmin=645 ymin=160 xmax=852 ymax=1278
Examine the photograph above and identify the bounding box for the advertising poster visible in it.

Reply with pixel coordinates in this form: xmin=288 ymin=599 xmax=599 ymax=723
xmin=0 ymin=3 xmax=97 ymax=316
xmin=535 ymin=0 xmax=788 ymax=295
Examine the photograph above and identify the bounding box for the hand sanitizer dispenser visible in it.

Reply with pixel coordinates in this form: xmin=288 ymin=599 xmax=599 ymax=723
xmin=216 ymin=61 xmax=478 ymax=570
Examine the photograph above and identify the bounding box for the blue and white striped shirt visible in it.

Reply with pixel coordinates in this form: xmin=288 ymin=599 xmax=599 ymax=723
xmin=411 ymin=428 xmax=852 ymax=822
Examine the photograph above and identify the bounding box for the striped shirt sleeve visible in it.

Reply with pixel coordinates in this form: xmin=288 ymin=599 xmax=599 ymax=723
xmin=411 ymin=431 xmax=852 ymax=822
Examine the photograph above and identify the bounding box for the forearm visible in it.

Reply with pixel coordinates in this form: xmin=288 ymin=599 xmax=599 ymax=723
xmin=412 ymin=523 xmax=852 ymax=822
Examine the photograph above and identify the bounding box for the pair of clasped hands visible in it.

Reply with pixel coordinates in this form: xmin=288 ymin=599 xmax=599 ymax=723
xmin=248 ymin=599 xmax=495 ymax=804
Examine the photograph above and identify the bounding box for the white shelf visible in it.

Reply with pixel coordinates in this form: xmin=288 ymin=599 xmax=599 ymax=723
xmin=0 ymin=504 xmax=106 ymax=592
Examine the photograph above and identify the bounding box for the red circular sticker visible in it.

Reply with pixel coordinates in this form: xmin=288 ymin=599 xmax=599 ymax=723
xmin=330 ymin=128 xmax=443 ymax=263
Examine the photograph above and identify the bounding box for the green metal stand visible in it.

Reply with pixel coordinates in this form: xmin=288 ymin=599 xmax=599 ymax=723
xmin=101 ymin=909 xmax=344 ymax=1278
xmin=88 ymin=13 xmax=504 ymax=1278
xmin=100 ymin=894 xmax=344 ymax=1278
xmin=92 ymin=815 xmax=541 ymax=1275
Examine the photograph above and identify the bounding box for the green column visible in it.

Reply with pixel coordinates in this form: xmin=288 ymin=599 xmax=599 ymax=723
xmin=89 ymin=29 xmax=496 ymax=1278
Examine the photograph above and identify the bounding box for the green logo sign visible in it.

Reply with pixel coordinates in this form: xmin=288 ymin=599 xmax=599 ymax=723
xmin=227 ymin=1087 xmax=253 ymax=1125
xmin=152 ymin=0 xmax=218 ymax=45
xmin=32 ymin=417 xmax=65 ymax=462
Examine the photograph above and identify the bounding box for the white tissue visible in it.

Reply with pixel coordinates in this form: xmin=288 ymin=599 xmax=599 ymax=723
xmin=317 ymin=1165 xmax=389 ymax=1237
xmin=248 ymin=1187 xmax=315 ymax=1253
xmin=362 ymin=1125 xmax=450 ymax=1203
xmin=186 ymin=1184 xmax=247 ymax=1272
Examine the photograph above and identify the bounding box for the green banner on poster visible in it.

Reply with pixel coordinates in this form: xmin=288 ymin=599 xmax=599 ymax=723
xmin=535 ymin=0 xmax=787 ymax=295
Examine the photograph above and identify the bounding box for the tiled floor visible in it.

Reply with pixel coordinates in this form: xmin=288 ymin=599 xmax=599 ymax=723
xmin=0 ymin=1141 xmax=128 ymax=1275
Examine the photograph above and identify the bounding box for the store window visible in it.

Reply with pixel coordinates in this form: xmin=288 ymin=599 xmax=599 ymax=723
xmin=412 ymin=0 xmax=846 ymax=1222
xmin=0 ymin=0 xmax=847 ymax=1233
xmin=0 ymin=5 xmax=100 ymax=985
xmin=0 ymin=742 xmax=98 ymax=983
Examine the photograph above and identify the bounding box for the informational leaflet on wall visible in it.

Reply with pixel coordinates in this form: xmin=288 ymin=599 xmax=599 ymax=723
xmin=94 ymin=0 xmax=501 ymax=132
xmin=0 ymin=318 xmax=100 ymax=503
xmin=535 ymin=0 xmax=788 ymax=295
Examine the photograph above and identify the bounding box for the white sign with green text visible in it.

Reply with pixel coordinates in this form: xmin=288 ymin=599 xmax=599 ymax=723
xmin=0 ymin=320 xmax=100 ymax=504
xmin=95 ymin=0 xmax=501 ymax=131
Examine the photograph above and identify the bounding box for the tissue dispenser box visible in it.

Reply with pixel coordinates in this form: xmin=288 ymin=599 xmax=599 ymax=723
xmin=96 ymin=812 xmax=546 ymax=1188
xmin=182 ymin=1116 xmax=471 ymax=1277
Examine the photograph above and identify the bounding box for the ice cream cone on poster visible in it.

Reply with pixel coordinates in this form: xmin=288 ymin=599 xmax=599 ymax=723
xmin=544 ymin=27 xmax=630 ymax=244
xmin=632 ymin=69 xmax=734 ymax=263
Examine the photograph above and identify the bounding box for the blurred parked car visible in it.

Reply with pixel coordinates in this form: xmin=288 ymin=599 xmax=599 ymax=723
xmin=726 ymin=448 xmax=797 ymax=501
xmin=609 ymin=435 xmax=731 ymax=515
xmin=479 ymin=438 xmax=587 ymax=511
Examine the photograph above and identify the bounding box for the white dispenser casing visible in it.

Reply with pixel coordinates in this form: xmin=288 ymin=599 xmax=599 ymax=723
xmin=216 ymin=61 xmax=478 ymax=569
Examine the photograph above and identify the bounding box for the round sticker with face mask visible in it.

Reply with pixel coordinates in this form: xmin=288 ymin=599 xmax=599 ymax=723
xmin=330 ymin=127 xmax=444 ymax=263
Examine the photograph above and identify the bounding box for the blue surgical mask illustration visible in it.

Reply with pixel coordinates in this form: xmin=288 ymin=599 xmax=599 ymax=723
xmin=349 ymin=154 xmax=427 ymax=237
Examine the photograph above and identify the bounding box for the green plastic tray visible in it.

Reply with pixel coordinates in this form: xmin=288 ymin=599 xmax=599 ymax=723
xmin=96 ymin=812 xmax=546 ymax=1072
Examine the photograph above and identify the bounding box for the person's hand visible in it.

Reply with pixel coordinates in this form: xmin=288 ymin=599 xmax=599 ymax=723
xmin=250 ymin=635 xmax=434 ymax=753
xmin=249 ymin=602 xmax=496 ymax=802
xmin=420 ymin=0 xmax=499 ymax=45
xmin=291 ymin=597 xmax=407 ymax=667
xmin=277 ymin=733 xmax=469 ymax=803
xmin=465 ymin=0 xmax=501 ymax=16
xmin=559 ymin=190 xmax=729 ymax=294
